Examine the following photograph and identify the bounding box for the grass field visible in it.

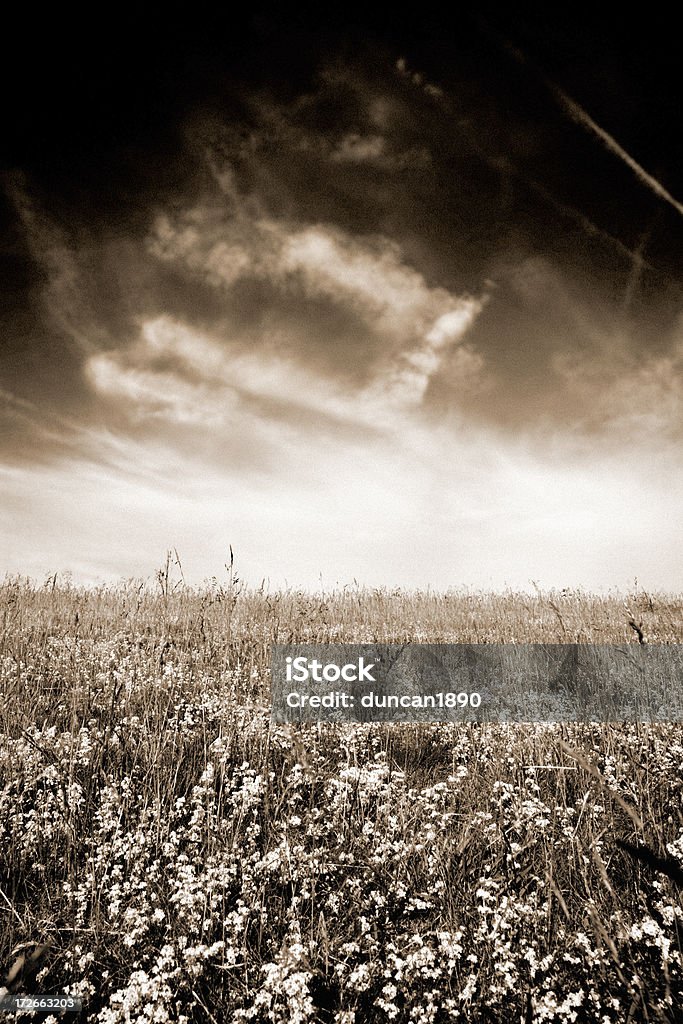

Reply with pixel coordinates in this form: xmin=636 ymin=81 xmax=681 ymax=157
xmin=1 ymin=575 xmax=682 ymax=1022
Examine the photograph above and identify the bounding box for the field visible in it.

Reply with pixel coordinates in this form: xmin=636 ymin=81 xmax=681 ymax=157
xmin=1 ymin=576 xmax=682 ymax=1023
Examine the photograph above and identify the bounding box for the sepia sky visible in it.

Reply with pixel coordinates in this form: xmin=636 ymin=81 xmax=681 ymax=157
xmin=1 ymin=7 xmax=682 ymax=590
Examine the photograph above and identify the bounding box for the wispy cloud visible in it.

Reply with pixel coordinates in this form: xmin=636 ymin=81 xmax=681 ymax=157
xmin=5 ymin=176 xmax=96 ymax=352
xmin=552 ymin=328 xmax=683 ymax=440
xmin=3 ymin=401 xmax=681 ymax=590
xmin=331 ymin=132 xmax=387 ymax=163
xmin=148 ymin=200 xmax=485 ymax=414
xmin=395 ymin=57 xmax=445 ymax=100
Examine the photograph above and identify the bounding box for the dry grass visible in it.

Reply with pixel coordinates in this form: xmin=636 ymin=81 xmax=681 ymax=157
xmin=1 ymin=574 xmax=682 ymax=1022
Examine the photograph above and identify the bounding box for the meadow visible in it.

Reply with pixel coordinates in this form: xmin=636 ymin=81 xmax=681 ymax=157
xmin=1 ymin=572 xmax=682 ymax=1022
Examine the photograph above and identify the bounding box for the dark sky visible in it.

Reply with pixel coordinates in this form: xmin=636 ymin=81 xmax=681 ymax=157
xmin=1 ymin=6 xmax=681 ymax=588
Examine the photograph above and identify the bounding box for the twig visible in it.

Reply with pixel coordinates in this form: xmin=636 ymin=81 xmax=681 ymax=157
xmin=628 ymin=619 xmax=646 ymax=645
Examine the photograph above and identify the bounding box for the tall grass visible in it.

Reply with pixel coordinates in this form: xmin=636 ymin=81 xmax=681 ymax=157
xmin=1 ymin=576 xmax=682 ymax=1022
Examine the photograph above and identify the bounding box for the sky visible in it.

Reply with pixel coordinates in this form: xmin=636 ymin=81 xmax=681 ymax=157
xmin=1 ymin=6 xmax=682 ymax=591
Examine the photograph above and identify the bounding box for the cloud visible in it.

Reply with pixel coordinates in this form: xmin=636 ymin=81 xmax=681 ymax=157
xmin=331 ymin=133 xmax=387 ymax=163
xmin=86 ymin=295 xmax=482 ymax=441
xmin=146 ymin=200 xmax=485 ymax=414
xmin=278 ymin=225 xmax=477 ymax=338
xmin=3 ymin=402 xmax=681 ymax=592
xmin=552 ymin=331 xmax=683 ymax=440
xmin=10 ymin=61 xmax=682 ymax=451
xmin=329 ymin=132 xmax=430 ymax=170
xmin=370 ymin=306 xmax=484 ymax=408
xmin=452 ymin=255 xmax=683 ymax=444
xmin=395 ymin=57 xmax=445 ymax=100
xmin=6 ymin=177 xmax=96 ymax=352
